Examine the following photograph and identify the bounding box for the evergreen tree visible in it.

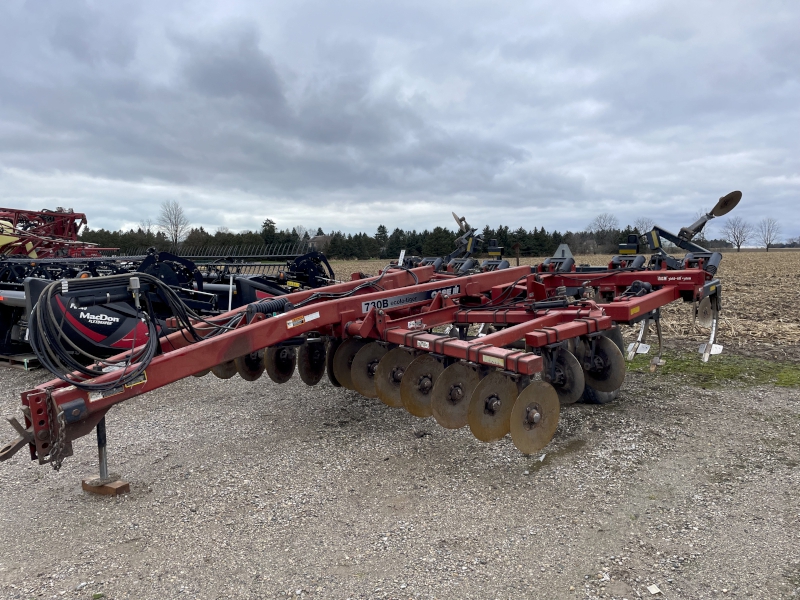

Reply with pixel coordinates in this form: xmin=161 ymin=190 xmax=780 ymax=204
xmin=261 ymin=219 xmax=277 ymax=244
xmin=375 ymin=224 xmax=388 ymax=247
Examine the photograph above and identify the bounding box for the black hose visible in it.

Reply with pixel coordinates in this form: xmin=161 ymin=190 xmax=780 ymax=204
xmin=28 ymin=273 xmax=243 ymax=392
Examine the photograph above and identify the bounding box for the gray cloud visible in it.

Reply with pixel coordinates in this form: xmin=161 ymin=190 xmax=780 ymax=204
xmin=0 ymin=0 xmax=797 ymax=240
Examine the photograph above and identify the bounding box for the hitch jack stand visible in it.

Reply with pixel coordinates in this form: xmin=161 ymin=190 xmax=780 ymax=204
xmin=81 ymin=417 xmax=129 ymax=496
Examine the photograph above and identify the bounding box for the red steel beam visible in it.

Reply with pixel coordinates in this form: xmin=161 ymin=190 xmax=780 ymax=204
xmin=26 ymin=266 xmax=533 ymax=413
xmin=600 ymin=287 xmax=680 ymax=323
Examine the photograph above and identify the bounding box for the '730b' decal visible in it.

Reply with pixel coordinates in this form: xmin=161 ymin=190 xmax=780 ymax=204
xmin=361 ymin=285 xmax=461 ymax=314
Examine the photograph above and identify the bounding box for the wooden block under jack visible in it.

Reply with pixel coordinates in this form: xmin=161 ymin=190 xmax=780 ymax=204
xmin=81 ymin=477 xmax=130 ymax=496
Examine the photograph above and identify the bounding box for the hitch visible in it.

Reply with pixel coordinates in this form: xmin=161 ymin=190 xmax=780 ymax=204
xmin=0 ymin=416 xmax=34 ymax=462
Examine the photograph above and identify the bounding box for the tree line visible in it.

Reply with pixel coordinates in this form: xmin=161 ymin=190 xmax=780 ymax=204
xmin=79 ymin=200 xmax=798 ymax=259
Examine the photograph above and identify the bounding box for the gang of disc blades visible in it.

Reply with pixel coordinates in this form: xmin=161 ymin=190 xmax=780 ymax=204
xmin=467 ymin=371 xmax=520 ymax=442
xmin=374 ymin=347 xmax=415 ymax=408
xmin=400 ymin=354 xmax=444 ymax=418
xmin=235 ymin=350 xmax=265 ymax=381
xmin=192 ymin=368 xmax=211 ymax=378
xmin=266 ymin=346 xmax=296 ymax=384
xmin=711 ymin=190 xmax=742 ymax=217
xmin=350 ymin=343 xmax=389 ymax=398
xmin=509 ymin=381 xmax=560 ymax=455
xmin=581 ymin=336 xmax=626 ymax=393
xmin=326 ymin=338 xmax=343 ymax=387
xmin=211 ymin=360 xmax=237 ymax=380
xmin=331 ymin=338 xmax=367 ymax=390
xmin=543 ymin=348 xmax=585 ymax=405
xmin=697 ymin=296 xmax=714 ymax=328
xmin=297 ymin=342 xmax=327 ymax=386
xmin=431 ymin=361 xmax=481 ymax=429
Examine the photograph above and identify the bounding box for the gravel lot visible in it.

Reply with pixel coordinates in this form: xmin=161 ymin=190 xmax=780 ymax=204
xmin=1 ymin=364 xmax=798 ymax=600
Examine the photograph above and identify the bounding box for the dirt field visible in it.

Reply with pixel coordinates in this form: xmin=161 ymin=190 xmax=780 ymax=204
xmin=0 ymin=251 xmax=798 ymax=600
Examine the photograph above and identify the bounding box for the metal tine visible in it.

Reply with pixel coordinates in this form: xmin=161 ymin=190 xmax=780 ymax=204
xmin=649 ymin=319 xmax=666 ymax=371
xmin=702 ymin=303 xmax=720 ymax=363
xmin=627 ymin=318 xmax=650 ymax=361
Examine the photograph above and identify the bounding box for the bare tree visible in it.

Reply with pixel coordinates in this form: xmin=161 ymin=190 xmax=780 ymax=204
xmin=157 ymin=200 xmax=190 ymax=246
xmin=692 ymin=208 xmax=711 ymax=244
xmin=587 ymin=213 xmax=619 ymax=233
xmin=139 ymin=218 xmax=154 ymax=235
xmin=720 ymin=216 xmax=753 ymax=252
xmin=633 ymin=217 xmax=655 ymax=233
xmin=587 ymin=213 xmax=620 ymax=251
xmin=756 ymin=217 xmax=781 ymax=252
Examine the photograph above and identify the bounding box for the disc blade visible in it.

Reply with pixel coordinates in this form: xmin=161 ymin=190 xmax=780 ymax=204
xmin=265 ymin=346 xmax=296 ymax=384
xmin=510 ymin=381 xmax=560 ymax=454
xmin=580 ymin=336 xmax=626 ymax=393
xmin=332 ymin=338 xmax=367 ymax=390
xmin=297 ymin=341 xmax=327 ymax=386
xmin=543 ymin=348 xmax=585 ymax=405
xmin=431 ymin=361 xmax=481 ymax=429
xmin=326 ymin=339 xmax=342 ymax=387
xmin=400 ymin=354 xmax=444 ymax=417
xmin=235 ymin=350 xmax=265 ymax=381
xmin=697 ymin=296 xmax=714 ymax=328
xmin=711 ymin=190 xmax=742 ymax=217
xmin=350 ymin=343 xmax=389 ymax=398
xmin=467 ymin=371 xmax=519 ymax=442
xmin=211 ymin=360 xmax=237 ymax=380
xmin=374 ymin=347 xmax=415 ymax=408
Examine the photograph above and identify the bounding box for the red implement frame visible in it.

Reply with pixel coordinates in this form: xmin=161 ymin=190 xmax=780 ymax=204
xmin=9 ymin=260 xmax=717 ymax=465
xmin=0 ymin=207 xmax=110 ymax=258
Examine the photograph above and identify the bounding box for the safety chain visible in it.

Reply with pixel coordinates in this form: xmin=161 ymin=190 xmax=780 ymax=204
xmin=46 ymin=393 xmax=66 ymax=471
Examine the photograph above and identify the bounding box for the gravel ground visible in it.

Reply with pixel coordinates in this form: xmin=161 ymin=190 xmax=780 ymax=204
xmin=0 ymin=366 xmax=798 ymax=600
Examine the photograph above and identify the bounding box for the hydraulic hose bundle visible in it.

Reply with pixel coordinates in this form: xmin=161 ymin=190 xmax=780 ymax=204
xmin=27 ymin=273 xmax=241 ymax=392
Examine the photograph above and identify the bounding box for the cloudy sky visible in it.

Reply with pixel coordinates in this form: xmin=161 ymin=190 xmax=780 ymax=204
xmin=0 ymin=0 xmax=798 ymax=240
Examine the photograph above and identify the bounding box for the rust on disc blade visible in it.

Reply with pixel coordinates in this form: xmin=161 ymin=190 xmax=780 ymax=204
xmin=712 ymin=190 xmax=742 ymax=217
xmin=697 ymin=296 xmax=714 ymax=328
xmin=266 ymin=346 xmax=296 ymax=384
xmin=235 ymin=350 xmax=266 ymax=381
xmin=510 ymin=381 xmax=560 ymax=455
xmin=374 ymin=347 xmax=415 ymax=408
xmin=326 ymin=339 xmax=343 ymax=387
xmin=350 ymin=343 xmax=389 ymax=398
xmin=331 ymin=338 xmax=367 ymax=390
xmin=297 ymin=342 xmax=327 ymax=386
xmin=467 ymin=371 xmax=519 ymax=442
xmin=581 ymin=336 xmax=626 ymax=393
xmin=431 ymin=361 xmax=480 ymax=429
xmin=211 ymin=360 xmax=237 ymax=380
xmin=400 ymin=354 xmax=444 ymax=418
xmin=543 ymin=348 xmax=585 ymax=405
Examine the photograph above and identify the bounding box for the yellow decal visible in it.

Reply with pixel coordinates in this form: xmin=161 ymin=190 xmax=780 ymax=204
xmin=287 ymin=280 xmax=301 ymax=288
xmin=630 ymin=306 xmax=640 ymax=315
xmin=125 ymin=371 xmax=147 ymax=388
xmin=483 ymin=355 xmax=505 ymax=367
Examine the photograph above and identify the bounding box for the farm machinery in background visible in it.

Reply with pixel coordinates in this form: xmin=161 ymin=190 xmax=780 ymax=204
xmin=0 ymin=192 xmax=741 ymax=486
xmin=0 ymin=206 xmax=335 ymax=358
